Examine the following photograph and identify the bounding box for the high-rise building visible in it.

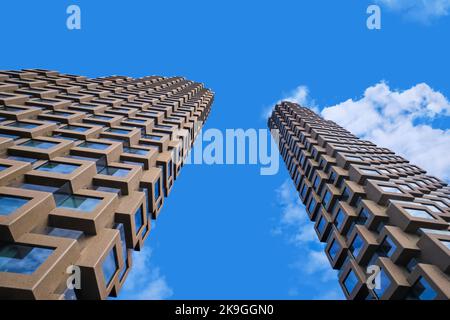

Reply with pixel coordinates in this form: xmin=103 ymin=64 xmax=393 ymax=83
xmin=0 ymin=69 xmax=214 ymax=299
xmin=268 ymin=101 xmax=450 ymax=300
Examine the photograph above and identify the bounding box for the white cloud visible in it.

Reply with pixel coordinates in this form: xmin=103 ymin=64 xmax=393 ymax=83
xmin=263 ymin=85 xmax=318 ymax=119
xmin=119 ymin=247 xmax=173 ymax=300
xmin=321 ymin=82 xmax=450 ymax=181
xmin=273 ymin=180 xmax=343 ymax=298
xmin=377 ymin=0 xmax=450 ymax=22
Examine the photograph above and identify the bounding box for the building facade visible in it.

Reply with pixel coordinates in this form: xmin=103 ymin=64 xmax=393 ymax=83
xmin=268 ymin=101 xmax=450 ymax=300
xmin=0 ymin=69 xmax=214 ymax=299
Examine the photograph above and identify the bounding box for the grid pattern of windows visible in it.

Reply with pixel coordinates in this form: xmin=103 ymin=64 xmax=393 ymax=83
xmin=268 ymin=101 xmax=450 ymax=300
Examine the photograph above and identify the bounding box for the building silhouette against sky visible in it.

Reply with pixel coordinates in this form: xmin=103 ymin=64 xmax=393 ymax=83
xmin=268 ymin=102 xmax=450 ymax=300
xmin=0 ymin=69 xmax=213 ymax=299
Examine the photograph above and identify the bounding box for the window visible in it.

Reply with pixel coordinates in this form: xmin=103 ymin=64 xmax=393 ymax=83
xmin=63 ymin=125 xmax=88 ymax=132
xmin=328 ymin=239 xmax=340 ymax=261
xmin=0 ymin=165 xmax=8 ymax=171
xmin=323 ymin=190 xmax=331 ymax=207
xmin=8 ymin=122 xmax=38 ymax=129
xmin=335 ymin=209 xmax=345 ymax=229
xmin=0 ymin=195 xmax=29 ymax=216
xmin=342 ymin=187 xmax=350 ymax=202
xmin=361 ymin=168 xmax=380 ymax=175
xmin=145 ymin=135 xmax=162 ymax=141
xmin=300 ymin=184 xmax=308 ymax=199
xmin=405 ymin=208 xmax=434 ymax=220
xmin=308 ymin=198 xmax=316 ymax=215
xmin=37 ymin=162 xmax=79 ymax=174
xmin=317 ymin=216 xmax=326 ymax=234
xmin=57 ymin=195 xmax=101 ymax=212
xmin=374 ymin=269 xmax=390 ymax=299
xmin=79 ymin=141 xmax=110 ymax=150
xmin=98 ymin=166 xmax=130 ymax=178
xmin=407 ymin=277 xmax=437 ymax=300
xmin=168 ymin=161 xmax=173 ymax=177
xmin=350 ymin=234 xmax=364 ymax=258
xmin=126 ymin=118 xmax=145 ymax=124
xmin=134 ymin=206 xmax=144 ymax=234
xmin=116 ymin=224 xmax=128 ymax=281
xmin=102 ymin=248 xmax=118 ymax=286
xmin=344 ymin=270 xmax=358 ymax=295
xmin=154 ymin=179 xmax=161 ymax=200
xmin=21 ymin=140 xmax=58 ymax=149
xmin=377 ymin=236 xmax=396 ymax=258
xmin=380 ymin=186 xmax=403 ymax=194
xmin=0 ymin=243 xmax=53 ymax=274
xmin=313 ymin=176 xmax=321 ymax=191
xmin=107 ymin=128 xmax=130 ymax=135
xmin=123 ymin=147 xmax=148 ymax=155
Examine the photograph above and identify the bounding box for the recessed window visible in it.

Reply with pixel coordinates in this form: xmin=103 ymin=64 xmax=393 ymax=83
xmin=342 ymin=187 xmax=350 ymax=202
xmin=91 ymin=115 xmax=112 ymax=121
xmin=380 ymin=186 xmax=403 ymax=194
xmin=98 ymin=166 xmax=130 ymax=178
xmin=134 ymin=206 xmax=144 ymax=234
xmin=308 ymin=198 xmax=317 ymax=215
xmin=335 ymin=209 xmax=345 ymax=229
xmin=0 ymin=195 xmax=29 ymax=216
xmin=62 ymin=125 xmax=88 ymax=132
xmin=300 ymin=184 xmax=308 ymax=199
xmin=361 ymin=168 xmax=380 ymax=175
xmin=405 ymin=208 xmax=434 ymax=220
xmin=0 ymin=243 xmax=53 ymax=274
xmin=317 ymin=216 xmax=326 ymax=234
xmin=328 ymin=239 xmax=340 ymax=261
xmin=378 ymin=236 xmax=397 ymax=258
xmin=0 ymin=133 xmax=20 ymax=140
xmin=116 ymin=223 xmax=128 ymax=281
xmin=102 ymin=248 xmax=118 ymax=286
xmin=57 ymin=195 xmax=101 ymax=212
xmin=7 ymin=122 xmax=39 ymax=129
xmin=374 ymin=269 xmax=390 ymax=299
xmin=154 ymin=179 xmax=161 ymax=200
xmin=145 ymin=135 xmax=162 ymax=141
xmin=21 ymin=140 xmax=58 ymax=149
xmin=344 ymin=270 xmax=359 ymax=295
xmin=407 ymin=277 xmax=437 ymax=300
xmin=323 ymin=190 xmax=331 ymax=207
xmin=126 ymin=118 xmax=146 ymax=124
xmin=0 ymin=164 xmax=9 ymax=171
xmin=37 ymin=162 xmax=79 ymax=174
xmin=350 ymin=234 xmax=364 ymax=258
xmin=78 ymin=141 xmax=110 ymax=150
xmin=168 ymin=161 xmax=173 ymax=177
xmin=313 ymin=176 xmax=321 ymax=191
xmin=107 ymin=128 xmax=130 ymax=135
xmin=123 ymin=147 xmax=148 ymax=155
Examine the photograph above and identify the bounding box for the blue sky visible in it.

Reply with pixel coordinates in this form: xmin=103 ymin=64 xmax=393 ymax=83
xmin=1 ymin=0 xmax=449 ymax=299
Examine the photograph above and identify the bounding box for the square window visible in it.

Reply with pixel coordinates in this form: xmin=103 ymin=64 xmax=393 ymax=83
xmin=380 ymin=186 xmax=403 ymax=194
xmin=0 ymin=195 xmax=29 ymax=216
xmin=317 ymin=216 xmax=326 ymax=234
xmin=344 ymin=270 xmax=359 ymax=295
xmin=79 ymin=141 xmax=110 ymax=150
xmin=102 ymin=248 xmax=118 ymax=287
xmin=154 ymin=179 xmax=161 ymax=200
xmin=378 ymin=236 xmax=397 ymax=258
xmin=99 ymin=167 xmax=130 ymax=178
xmin=350 ymin=234 xmax=364 ymax=258
xmin=308 ymin=198 xmax=317 ymax=215
xmin=335 ymin=209 xmax=345 ymax=229
xmin=21 ymin=140 xmax=58 ymax=149
xmin=323 ymin=190 xmax=331 ymax=207
xmin=57 ymin=195 xmax=101 ymax=212
xmin=123 ymin=147 xmax=147 ymax=155
xmin=8 ymin=122 xmax=38 ymax=129
xmin=405 ymin=208 xmax=434 ymax=220
xmin=116 ymin=223 xmax=128 ymax=281
xmin=374 ymin=269 xmax=391 ymax=299
xmin=37 ymin=162 xmax=79 ymax=174
xmin=328 ymin=239 xmax=340 ymax=261
xmin=0 ymin=243 xmax=53 ymax=274
xmin=63 ymin=125 xmax=88 ymax=132
xmin=407 ymin=277 xmax=437 ymax=300
xmin=134 ymin=206 xmax=144 ymax=234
